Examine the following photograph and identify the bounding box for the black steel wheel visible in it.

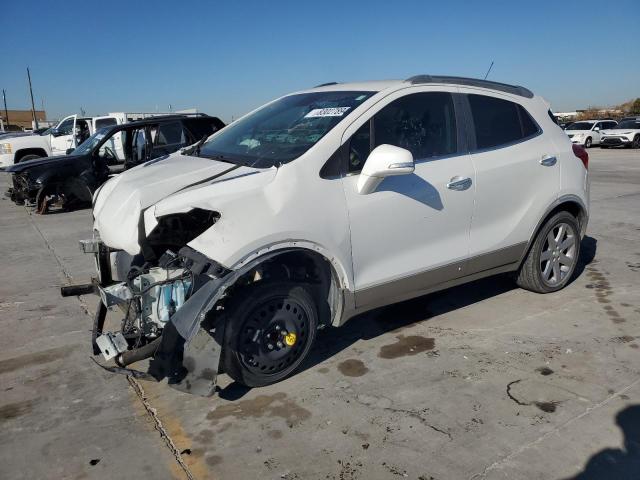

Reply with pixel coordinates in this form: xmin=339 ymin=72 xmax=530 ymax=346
xmin=222 ymin=282 xmax=318 ymax=387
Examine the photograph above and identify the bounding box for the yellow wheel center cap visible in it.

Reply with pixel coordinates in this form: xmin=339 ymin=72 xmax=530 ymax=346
xmin=284 ymin=332 xmax=297 ymax=346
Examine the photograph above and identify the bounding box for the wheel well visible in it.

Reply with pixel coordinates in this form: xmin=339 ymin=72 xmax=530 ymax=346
xmin=16 ymin=148 xmax=47 ymax=162
xmin=230 ymin=249 xmax=340 ymax=328
xmin=521 ymin=200 xmax=587 ymax=266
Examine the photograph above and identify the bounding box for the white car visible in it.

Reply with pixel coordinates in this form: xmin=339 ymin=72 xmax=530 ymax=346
xmin=70 ymin=76 xmax=590 ymax=395
xmin=599 ymin=117 xmax=640 ymax=149
xmin=564 ymin=119 xmax=617 ymax=148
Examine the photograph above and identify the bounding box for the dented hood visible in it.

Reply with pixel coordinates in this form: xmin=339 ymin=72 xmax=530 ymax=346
xmin=93 ymin=152 xmax=262 ymax=254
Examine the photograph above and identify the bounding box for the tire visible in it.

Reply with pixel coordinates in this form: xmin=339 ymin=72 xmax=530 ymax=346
xmin=633 ymin=135 xmax=640 ymax=149
xmin=18 ymin=154 xmax=42 ymax=163
xmin=584 ymin=137 xmax=592 ymax=148
xmin=516 ymin=211 xmax=581 ymax=293
xmin=221 ymin=281 xmax=319 ymax=387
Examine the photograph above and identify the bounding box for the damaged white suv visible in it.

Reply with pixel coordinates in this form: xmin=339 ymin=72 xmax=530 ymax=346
xmin=66 ymin=76 xmax=590 ymax=396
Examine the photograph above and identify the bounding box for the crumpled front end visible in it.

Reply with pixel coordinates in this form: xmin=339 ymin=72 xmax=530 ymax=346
xmin=70 ymin=237 xmax=233 ymax=396
xmin=7 ymin=172 xmax=39 ymax=205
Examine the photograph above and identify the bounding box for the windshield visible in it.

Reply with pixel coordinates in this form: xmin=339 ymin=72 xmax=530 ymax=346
xmin=71 ymin=128 xmax=109 ymax=155
xmin=566 ymin=122 xmax=594 ymax=131
xmin=197 ymin=91 xmax=374 ymax=167
xmin=615 ymin=120 xmax=640 ymax=130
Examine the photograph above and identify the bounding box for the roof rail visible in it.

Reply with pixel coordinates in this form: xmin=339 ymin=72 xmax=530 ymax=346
xmin=405 ymin=75 xmax=534 ymax=98
xmin=314 ymin=82 xmax=339 ymax=88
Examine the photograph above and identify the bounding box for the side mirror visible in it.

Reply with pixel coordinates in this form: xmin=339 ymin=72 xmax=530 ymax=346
xmin=50 ymin=128 xmax=60 ymax=137
xmin=594 ymin=127 xmax=600 ymax=131
xmin=356 ymin=144 xmax=414 ymax=195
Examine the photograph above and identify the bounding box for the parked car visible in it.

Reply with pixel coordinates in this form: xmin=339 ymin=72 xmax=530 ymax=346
xmin=3 ymin=114 xmax=224 ymax=213
xmin=564 ymin=119 xmax=617 ymax=147
xmin=65 ymin=75 xmax=589 ymax=396
xmin=0 ymin=111 xmax=188 ymax=168
xmin=599 ymin=117 xmax=640 ymax=149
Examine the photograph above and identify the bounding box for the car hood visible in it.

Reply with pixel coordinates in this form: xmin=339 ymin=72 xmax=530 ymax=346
xmin=565 ymin=130 xmax=590 ymax=135
xmin=93 ymin=152 xmax=271 ymax=255
xmin=600 ymin=129 xmax=639 ymax=135
xmin=4 ymin=154 xmax=84 ymax=173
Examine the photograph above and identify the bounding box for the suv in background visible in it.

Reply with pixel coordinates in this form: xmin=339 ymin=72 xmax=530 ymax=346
xmin=599 ymin=117 xmax=640 ymax=149
xmin=69 ymin=76 xmax=589 ymax=396
xmin=564 ymin=119 xmax=617 ymax=148
xmin=4 ymin=114 xmax=224 ymax=213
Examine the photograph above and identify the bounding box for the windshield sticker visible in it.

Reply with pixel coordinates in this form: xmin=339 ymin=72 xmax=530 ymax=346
xmin=304 ymin=107 xmax=351 ymax=118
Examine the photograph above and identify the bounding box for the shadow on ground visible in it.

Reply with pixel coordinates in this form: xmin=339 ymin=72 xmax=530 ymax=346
xmin=561 ymin=404 xmax=640 ymax=480
xmin=218 ymin=236 xmax=598 ymax=400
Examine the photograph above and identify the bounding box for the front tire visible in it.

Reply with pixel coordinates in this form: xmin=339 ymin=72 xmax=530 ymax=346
xmin=221 ymin=282 xmax=318 ymax=387
xmin=633 ymin=135 xmax=640 ymax=149
xmin=584 ymin=137 xmax=592 ymax=148
xmin=18 ymin=154 xmax=42 ymax=163
xmin=516 ymin=211 xmax=581 ymax=293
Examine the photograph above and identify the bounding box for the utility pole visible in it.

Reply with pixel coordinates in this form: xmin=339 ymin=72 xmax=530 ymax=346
xmin=27 ymin=67 xmax=39 ymax=129
xmin=2 ymin=89 xmax=8 ymax=130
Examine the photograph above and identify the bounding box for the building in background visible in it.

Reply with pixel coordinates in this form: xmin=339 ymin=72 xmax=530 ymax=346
xmin=0 ymin=109 xmax=47 ymax=130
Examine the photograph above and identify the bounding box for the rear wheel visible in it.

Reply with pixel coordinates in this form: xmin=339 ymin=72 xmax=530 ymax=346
xmin=516 ymin=211 xmax=581 ymax=293
xmin=222 ymin=282 xmax=318 ymax=387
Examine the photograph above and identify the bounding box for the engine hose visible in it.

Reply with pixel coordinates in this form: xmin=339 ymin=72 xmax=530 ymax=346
xmin=116 ymin=336 xmax=162 ymax=367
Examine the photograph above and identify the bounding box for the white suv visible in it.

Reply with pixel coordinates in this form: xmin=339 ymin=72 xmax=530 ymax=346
xmin=71 ymin=76 xmax=590 ymax=396
xmin=564 ymin=119 xmax=617 ymax=148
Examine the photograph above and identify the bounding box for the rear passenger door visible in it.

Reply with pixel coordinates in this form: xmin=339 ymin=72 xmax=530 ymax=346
xmin=461 ymin=91 xmax=559 ymax=268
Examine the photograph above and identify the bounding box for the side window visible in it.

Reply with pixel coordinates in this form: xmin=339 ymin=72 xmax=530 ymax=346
xmin=374 ymin=92 xmax=457 ymax=160
xmin=155 ymin=122 xmax=185 ymax=146
xmin=518 ymin=105 xmax=540 ymax=138
xmin=348 ymin=121 xmax=371 ymax=173
xmin=605 ymin=121 xmax=617 ymax=129
xmin=95 ymin=118 xmax=117 ymax=130
xmin=57 ymin=118 xmax=74 ymax=135
xmin=468 ymin=94 xmax=539 ymax=150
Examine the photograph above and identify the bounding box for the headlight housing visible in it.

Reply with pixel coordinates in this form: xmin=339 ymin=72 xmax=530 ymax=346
xmin=146 ymin=208 xmax=220 ymax=252
xmin=0 ymin=143 xmax=12 ymax=154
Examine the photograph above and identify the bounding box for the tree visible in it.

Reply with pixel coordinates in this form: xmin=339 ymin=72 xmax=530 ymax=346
xmin=631 ymin=98 xmax=640 ymax=115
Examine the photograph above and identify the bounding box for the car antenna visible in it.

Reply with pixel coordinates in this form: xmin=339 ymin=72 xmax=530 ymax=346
xmin=483 ymin=60 xmax=494 ymax=80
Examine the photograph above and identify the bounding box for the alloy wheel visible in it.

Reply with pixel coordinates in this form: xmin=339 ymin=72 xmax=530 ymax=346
xmin=539 ymin=222 xmax=577 ymax=286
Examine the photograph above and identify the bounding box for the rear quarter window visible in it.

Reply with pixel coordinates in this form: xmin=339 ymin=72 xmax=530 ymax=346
xmin=468 ymin=94 xmax=540 ymax=150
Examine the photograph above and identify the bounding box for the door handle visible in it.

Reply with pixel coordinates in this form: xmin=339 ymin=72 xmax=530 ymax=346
xmin=447 ymin=176 xmax=472 ymax=191
xmin=540 ymin=155 xmax=557 ymax=166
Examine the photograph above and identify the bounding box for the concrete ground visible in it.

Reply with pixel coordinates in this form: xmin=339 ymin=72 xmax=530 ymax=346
xmin=0 ymin=148 xmax=638 ymax=480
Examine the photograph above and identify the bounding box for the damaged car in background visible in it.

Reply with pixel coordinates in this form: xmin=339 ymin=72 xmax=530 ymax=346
xmin=3 ymin=114 xmax=224 ymax=213
xmin=62 ymin=76 xmax=589 ymax=397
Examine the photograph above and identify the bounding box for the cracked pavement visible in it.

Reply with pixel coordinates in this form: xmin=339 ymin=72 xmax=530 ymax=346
xmin=0 ymin=148 xmax=639 ymax=479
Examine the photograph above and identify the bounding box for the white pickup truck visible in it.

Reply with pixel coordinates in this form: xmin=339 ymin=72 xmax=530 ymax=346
xmin=0 ymin=112 xmax=180 ymax=168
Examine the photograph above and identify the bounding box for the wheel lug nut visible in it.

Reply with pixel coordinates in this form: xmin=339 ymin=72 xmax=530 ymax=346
xmin=276 ymin=341 xmax=283 ymax=348
xmin=267 ymin=343 xmax=274 ymax=350
xmin=275 ymin=325 xmax=281 ymax=331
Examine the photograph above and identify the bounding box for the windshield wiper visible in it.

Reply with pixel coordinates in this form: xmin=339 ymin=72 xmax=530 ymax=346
xmin=197 ymin=153 xmax=245 ymax=166
xmin=181 ymin=135 xmax=209 ymax=157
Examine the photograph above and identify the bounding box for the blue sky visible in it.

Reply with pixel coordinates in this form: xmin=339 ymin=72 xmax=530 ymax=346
xmin=2 ymin=0 xmax=638 ymax=122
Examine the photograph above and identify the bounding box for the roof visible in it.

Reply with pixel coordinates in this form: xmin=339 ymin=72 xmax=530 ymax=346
xmin=309 ymin=75 xmax=535 ymax=98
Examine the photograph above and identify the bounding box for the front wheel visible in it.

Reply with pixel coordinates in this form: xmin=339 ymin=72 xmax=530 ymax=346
xmin=516 ymin=211 xmax=581 ymax=293
xmin=221 ymin=282 xmax=319 ymax=387
xmin=18 ymin=154 xmax=42 ymax=163
xmin=584 ymin=137 xmax=592 ymax=148
xmin=633 ymin=135 xmax=640 ymax=149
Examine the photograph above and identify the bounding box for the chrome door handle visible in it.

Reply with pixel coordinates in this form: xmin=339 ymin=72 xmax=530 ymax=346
xmin=447 ymin=176 xmax=472 ymax=191
xmin=540 ymin=155 xmax=557 ymax=166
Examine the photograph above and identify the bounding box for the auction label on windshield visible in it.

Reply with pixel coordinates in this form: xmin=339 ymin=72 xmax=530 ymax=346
xmin=305 ymin=107 xmax=351 ymax=118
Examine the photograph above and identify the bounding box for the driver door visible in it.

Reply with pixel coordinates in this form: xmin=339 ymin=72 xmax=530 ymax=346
xmin=50 ymin=115 xmax=77 ymax=155
xmin=340 ymin=88 xmax=475 ymax=309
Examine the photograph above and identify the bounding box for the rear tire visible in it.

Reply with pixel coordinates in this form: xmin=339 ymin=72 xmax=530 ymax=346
xmin=516 ymin=211 xmax=581 ymax=293
xmin=221 ymin=282 xmax=318 ymax=387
